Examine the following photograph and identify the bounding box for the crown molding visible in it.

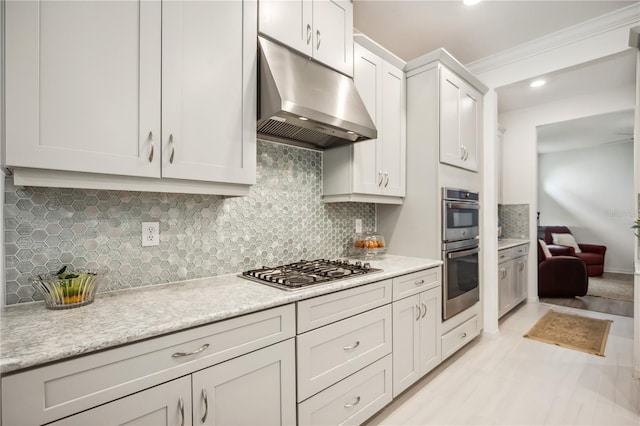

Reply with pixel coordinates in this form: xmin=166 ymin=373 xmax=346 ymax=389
xmin=466 ymin=4 xmax=640 ymax=75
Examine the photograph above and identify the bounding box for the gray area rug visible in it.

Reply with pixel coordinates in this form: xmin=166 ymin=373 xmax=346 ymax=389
xmin=587 ymin=277 xmax=633 ymax=302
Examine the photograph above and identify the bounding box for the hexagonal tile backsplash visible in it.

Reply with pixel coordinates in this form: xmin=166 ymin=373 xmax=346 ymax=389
xmin=3 ymin=141 xmax=376 ymax=305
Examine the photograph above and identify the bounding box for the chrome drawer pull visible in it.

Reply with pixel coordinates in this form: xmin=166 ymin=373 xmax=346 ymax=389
xmin=384 ymin=172 xmax=389 ymax=187
xmin=169 ymin=134 xmax=175 ymax=164
xmin=201 ymin=388 xmax=209 ymax=423
xmin=416 ymin=305 xmax=421 ymax=321
xmin=306 ymin=24 xmax=311 ymax=45
xmin=421 ymin=303 xmax=427 ymax=319
xmin=414 ymin=279 xmax=425 ymax=286
xmin=344 ymin=396 xmax=361 ymax=408
xmin=178 ymin=396 xmax=185 ymax=426
xmin=316 ymin=30 xmax=321 ymax=50
xmin=460 ymin=332 xmax=467 ymax=339
xmin=148 ymin=131 xmax=154 ymax=163
xmin=172 ymin=343 xmax=210 ymax=358
xmin=343 ymin=341 xmax=360 ymax=351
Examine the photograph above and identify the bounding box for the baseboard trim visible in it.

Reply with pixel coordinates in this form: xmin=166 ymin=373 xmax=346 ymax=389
xmin=603 ymin=268 xmax=634 ymax=275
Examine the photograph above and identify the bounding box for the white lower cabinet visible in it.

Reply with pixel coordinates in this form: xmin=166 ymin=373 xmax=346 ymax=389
xmin=296 ymin=305 xmax=392 ymax=401
xmin=498 ymin=243 xmax=529 ymax=318
xmin=441 ymin=315 xmax=480 ymax=361
xmin=392 ymin=286 xmax=441 ymax=397
xmin=1 ymin=305 xmax=295 ymax=426
xmin=51 ymin=340 xmax=296 ymax=426
xmin=192 ymin=339 xmax=296 ymax=426
xmin=50 ymin=376 xmax=193 ymax=426
xmin=298 ymin=354 xmax=393 ymax=426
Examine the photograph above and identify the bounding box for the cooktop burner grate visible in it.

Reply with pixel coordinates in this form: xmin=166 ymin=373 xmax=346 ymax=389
xmin=241 ymin=259 xmax=382 ymax=290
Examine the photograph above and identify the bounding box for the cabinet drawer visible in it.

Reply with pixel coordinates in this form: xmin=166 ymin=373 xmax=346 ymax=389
xmin=392 ymin=268 xmax=440 ymax=301
xmin=298 ymin=354 xmax=392 ymax=426
xmin=441 ymin=314 xmax=480 ymax=360
xmin=297 ymin=279 xmax=392 ymax=333
xmin=498 ymin=248 xmax=512 ymax=263
xmin=2 ymin=305 xmax=295 ymax=426
xmin=297 ymin=305 xmax=392 ymax=401
xmin=513 ymin=244 xmax=529 ymax=257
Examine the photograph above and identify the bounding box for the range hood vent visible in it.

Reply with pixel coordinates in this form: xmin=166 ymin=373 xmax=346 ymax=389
xmin=257 ymin=36 xmax=377 ymax=150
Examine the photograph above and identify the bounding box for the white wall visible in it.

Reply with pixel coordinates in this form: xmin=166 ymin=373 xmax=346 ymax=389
xmin=538 ymin=140 xmax=634 ymax=274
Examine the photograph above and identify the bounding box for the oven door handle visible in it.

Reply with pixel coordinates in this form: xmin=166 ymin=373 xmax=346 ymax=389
xmin=447 ymin=247 xmax=480 ymax=259
xmin=447 ymin=202 xmax=480 ymax=210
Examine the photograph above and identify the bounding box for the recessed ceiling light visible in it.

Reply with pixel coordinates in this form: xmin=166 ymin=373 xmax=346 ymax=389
xmin=463 ymin=0 xmax=481 ymax=5
xmin=530 ymin=80 xmax=546 ymax=88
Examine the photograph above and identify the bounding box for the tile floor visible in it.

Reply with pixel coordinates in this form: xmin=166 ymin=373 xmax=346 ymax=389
xmin=366 ymin=302 xmax=639 ymax=425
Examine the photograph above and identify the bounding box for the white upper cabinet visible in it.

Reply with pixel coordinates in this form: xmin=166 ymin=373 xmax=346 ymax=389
xmin=161 ymin=0 xmax=256 ymax=184
xmin=4 ymin=0 xmax=256 ymax=195
xmin=439 ymin=66 xmax=481 ymax=172
xmin=258 ymin=0 xmax=353 ymax=76
xmin=323 ymin=38 xmax=406 ymax=204
xmin=5 ymin=0 xmax=161 ymax=178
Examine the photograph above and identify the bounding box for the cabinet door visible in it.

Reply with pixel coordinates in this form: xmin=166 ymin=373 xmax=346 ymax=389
xmin=312 ymin=0 xmax=353 ymax=76
xmin=418 ymin=288 xmax=441 ymax=376
xmin=162 ymin=0 xmax=256 ymax=184
xmin=459 ymin=85 xmax=480 ymax=171
xmin=498 ymin=261 xmax=514 ymax=318
xmin=50 ymin=376 xmax=192 ymax=426
xmin=352 ymin=43 xmax=382 ymax=195
xmin=5 ymin=0 xmax=161 ymax=178
xmin=258 ymin=0 xmax=313 ymax=57
xmin=392 ymin=294 xmax=420 ymax=397
xmin=192 ymin=339 xmax=296 ymax=426
xmin=380 ymin=61 xmax=405 ymax=197
xmin=514 ymin=257 xmax=528 ymax=304
xmin=439 ymin=67 xmax=463 ymax=168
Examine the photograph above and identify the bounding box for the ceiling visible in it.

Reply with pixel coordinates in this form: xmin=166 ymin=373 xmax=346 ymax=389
xmin=353 ymin=0 xmax=638 ymax=64
xmin=497 ymin=49 xmax=636 ymax=113
xmin=537 ymin=109 xmax=634 ymax=154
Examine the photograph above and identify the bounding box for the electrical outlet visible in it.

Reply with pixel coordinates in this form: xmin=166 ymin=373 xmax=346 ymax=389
xmin=355 ymin=218 xmax=362 ymax=234
xmin=142 ymin=222 xmax=159 ymax=247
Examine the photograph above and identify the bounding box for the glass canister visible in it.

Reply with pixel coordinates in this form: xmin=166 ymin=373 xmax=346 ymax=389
xmin=352 ymin=231 xmax=386 ymax=258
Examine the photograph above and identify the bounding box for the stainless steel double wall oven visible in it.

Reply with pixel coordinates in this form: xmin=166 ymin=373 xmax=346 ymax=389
xmin=441 ymin=188 xmax=480 ymax=320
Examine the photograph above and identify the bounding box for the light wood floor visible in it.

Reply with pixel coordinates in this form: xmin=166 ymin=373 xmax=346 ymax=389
xmin=365 ymin=302 xmax=639 ymax=425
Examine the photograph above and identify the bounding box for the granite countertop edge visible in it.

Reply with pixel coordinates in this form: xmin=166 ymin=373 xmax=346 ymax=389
xmin=0 ymin=255 xmax=441 ymax=374
xmin=497 ymin=238 xmax=530 ymax=250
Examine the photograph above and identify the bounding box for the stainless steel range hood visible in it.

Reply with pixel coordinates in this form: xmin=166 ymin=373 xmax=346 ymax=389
xmin=257 ymin=36 xmax=377 ymax=150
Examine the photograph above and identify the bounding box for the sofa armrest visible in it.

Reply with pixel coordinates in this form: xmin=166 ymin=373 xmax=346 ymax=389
xmin=578 ymin=243 xmax=606 ymax=256
xmin=547 ymin=244 xmax=575 ymax=256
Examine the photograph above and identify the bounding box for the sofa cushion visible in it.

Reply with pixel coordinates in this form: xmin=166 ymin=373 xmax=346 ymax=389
xmin=551 ymin=233 xmax=582 ymax=253
xmin=576 ymin=252 xmax=603 ymax=265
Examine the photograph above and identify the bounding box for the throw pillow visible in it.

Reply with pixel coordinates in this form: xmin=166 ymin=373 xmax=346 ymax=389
xmin=538 ymin=239 xmax=553 ymax=259
xmin=551 ymin=233 xmax=582 ymax=253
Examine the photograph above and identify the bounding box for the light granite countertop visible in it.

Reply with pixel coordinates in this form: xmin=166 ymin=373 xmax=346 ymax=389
xmin=498 ymin=238 xmax=530 ymax=250
xmin=0 ymin=255 xmax=441 ymax=374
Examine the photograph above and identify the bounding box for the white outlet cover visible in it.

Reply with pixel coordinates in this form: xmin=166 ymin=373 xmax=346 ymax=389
xmin=142 ymin=222 xmax=159 ymax=247
xmin=355 ymin=219 xmax=362 ymax=234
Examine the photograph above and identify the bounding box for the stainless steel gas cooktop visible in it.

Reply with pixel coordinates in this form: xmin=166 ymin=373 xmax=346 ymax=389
xmin=241 ymin=259 xmax=382 ymax=291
